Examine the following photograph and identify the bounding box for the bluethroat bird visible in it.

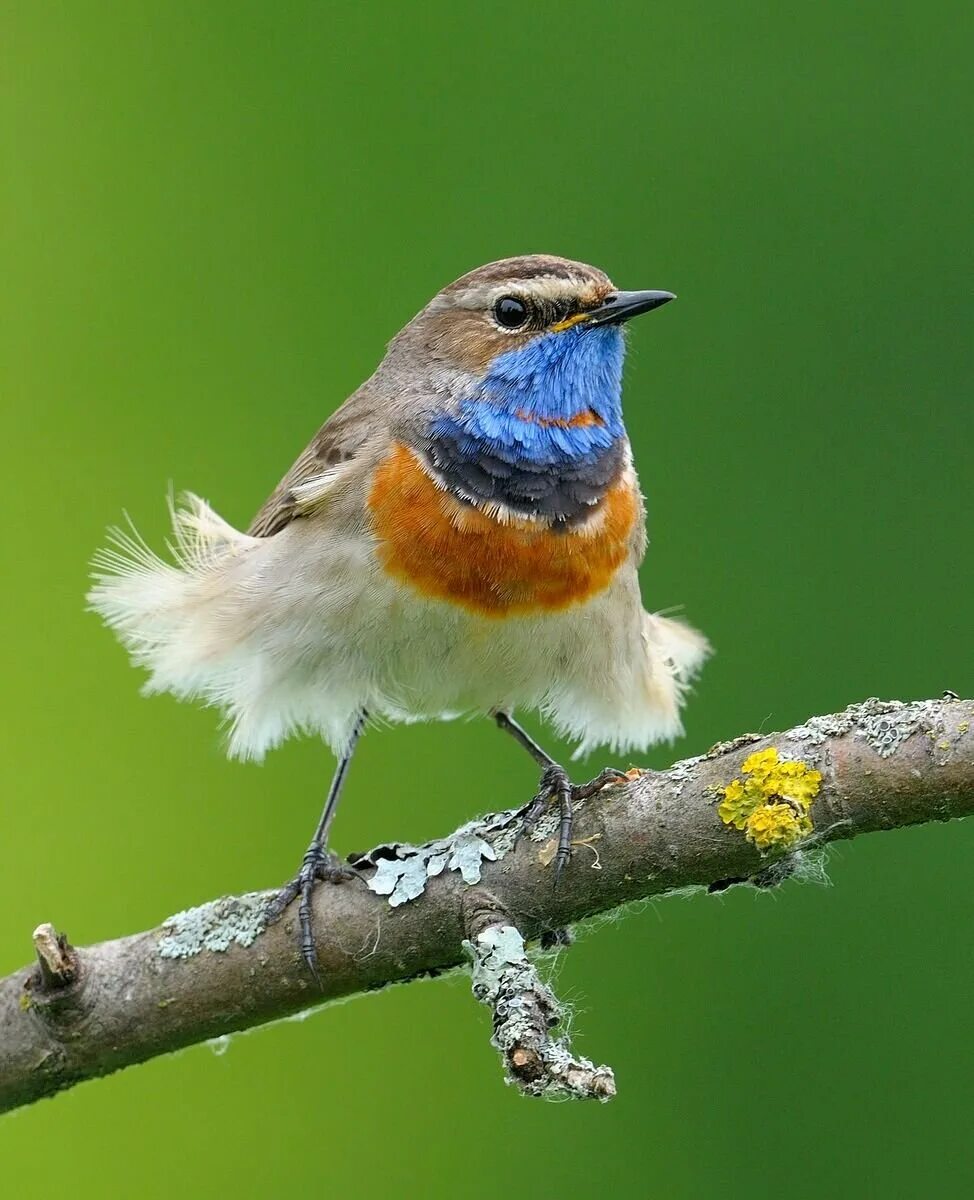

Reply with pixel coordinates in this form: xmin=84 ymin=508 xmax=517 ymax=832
xmin=90 ymin=255 xmax=709 ymax=979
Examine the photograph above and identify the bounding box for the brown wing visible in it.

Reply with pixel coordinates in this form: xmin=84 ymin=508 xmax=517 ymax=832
xmin=247 ymin=390 xmax=377 ymax=537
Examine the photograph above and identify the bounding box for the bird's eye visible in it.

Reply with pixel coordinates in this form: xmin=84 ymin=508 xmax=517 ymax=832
xmin=493 ymin=296 xmax=529 ymax=330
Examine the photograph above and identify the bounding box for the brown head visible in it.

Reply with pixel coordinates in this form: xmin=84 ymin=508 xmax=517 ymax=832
xmin=387 ymin=254 xmax=673 ymax=376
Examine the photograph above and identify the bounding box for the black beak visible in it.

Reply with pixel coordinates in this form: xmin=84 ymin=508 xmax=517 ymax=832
xmin=586 ymin=289 xmax=676 ymax=327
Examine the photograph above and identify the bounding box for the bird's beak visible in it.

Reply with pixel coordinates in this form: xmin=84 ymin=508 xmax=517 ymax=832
xmin=585 ymin=289 xmax=676 ymax=327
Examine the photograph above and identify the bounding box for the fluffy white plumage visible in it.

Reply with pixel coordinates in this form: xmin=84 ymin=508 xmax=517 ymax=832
xmin=89 ymin=491 xmax=708 ymax=761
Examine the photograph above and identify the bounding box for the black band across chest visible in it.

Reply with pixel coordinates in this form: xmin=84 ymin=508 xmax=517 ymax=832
xmin=423 ymin=431 xmax=625 ymax=527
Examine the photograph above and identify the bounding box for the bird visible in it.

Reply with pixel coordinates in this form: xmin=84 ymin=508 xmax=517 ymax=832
xmin=89 ymin=253 xmax=709 ymax=980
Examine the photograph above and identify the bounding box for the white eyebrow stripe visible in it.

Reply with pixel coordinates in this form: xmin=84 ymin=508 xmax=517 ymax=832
xmin=437 ymin=275 xmax=592 ymax=311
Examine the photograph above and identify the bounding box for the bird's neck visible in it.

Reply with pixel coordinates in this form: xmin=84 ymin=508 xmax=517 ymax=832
xmin=424 ymin=327 xmax=628 ymax=526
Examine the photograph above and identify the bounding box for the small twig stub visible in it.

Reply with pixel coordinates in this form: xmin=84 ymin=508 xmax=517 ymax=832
xmin=465 ymin=921 xmax=616 ymax=1101
xmin=31 ymin=923 xmax=77 ymax=990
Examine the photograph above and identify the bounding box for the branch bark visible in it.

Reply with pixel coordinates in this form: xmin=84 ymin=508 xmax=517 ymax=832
xmin=462 ymin=887 xmax=617 ymax=1100
xmin=2 ymin=697 xmax=971 ymax=1114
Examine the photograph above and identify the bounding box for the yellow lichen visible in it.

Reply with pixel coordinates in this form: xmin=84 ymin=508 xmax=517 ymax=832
xmin=741 ymin=747 xmax=779 ymax=779
xmin=716 ymin=779 xmax=752 ymax=829
xmin=715 ymin=747 xmax=821 ymax=852
xmin=744 ymin=802 xmax=812 ymax=849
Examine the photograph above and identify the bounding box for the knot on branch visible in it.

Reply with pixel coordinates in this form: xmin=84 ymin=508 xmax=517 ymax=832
xmin=21 ymin=924 xmax=86 ymax=1027
xmin=32 ymin=924 xmax=77 ymax=990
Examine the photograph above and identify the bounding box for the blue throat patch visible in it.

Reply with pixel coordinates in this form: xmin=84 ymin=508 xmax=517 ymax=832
xmin=425 ymin=326 xmax=628 ymax=524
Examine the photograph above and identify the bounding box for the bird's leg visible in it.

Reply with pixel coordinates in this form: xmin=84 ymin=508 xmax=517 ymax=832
xmin=493 ymin=711 xmax=626 ymax=879
xmin=265 ymin=710 xmax=367 ymax=985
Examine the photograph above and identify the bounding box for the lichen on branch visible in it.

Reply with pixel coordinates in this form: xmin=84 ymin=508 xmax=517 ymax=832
xmin=716 ymin=747 xmax=822 ymax=850
xmin=0 ymin=696 xmax=971 ymax=1117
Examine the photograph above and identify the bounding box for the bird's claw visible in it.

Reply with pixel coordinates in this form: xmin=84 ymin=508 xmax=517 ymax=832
xmin=265 ymin=845 xmax=360 ymax=986
xmin=515 ymin=764 xmax=627 ymax=880
xmin=573 ymin=767 xmax=628 ymax=800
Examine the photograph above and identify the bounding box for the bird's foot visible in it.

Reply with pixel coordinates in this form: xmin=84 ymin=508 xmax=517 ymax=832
xmin=517 ymin=765 xmax=628 ymax=880
xmin=264 ymin=844 xmax=360 ymax=986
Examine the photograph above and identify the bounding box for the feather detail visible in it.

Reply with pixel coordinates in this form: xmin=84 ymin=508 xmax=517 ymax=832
xmin=289 ymin=467 xmax=344 ymax=514
xmin=89 ymin=495 xmax=267 ymax=748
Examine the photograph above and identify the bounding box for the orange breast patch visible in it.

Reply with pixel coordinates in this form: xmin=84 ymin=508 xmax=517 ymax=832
xmin=367 ymin=443 xmax=638 ymax=618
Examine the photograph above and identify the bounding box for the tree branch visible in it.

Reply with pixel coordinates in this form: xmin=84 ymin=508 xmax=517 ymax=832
xmin=462 ymin=886 xmax=616 ymax=1100
xmin=2 ymin=697 xmax=971 ymax=1114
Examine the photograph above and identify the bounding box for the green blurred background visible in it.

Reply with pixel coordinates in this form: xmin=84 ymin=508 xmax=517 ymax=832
xmin=3 ymin=1 xmax=973 ymax=1195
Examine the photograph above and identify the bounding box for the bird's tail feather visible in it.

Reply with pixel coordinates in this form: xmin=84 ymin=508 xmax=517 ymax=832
xmin=645 ymin=611 xmax=711 ymax=685
xmin=88 ymin=494 xmax=269 ymax=739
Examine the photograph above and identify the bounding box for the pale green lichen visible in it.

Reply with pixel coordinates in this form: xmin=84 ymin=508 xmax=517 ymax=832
xmin=464 ymin=924 xmax=615 ymax=1101
xmin=157 ymin=892 xmax=271 ymax=959
xmin=358 ymin=805 xmax=547 ymax=907
xmin=363 ymin=818 xmax=506 ymax=907
xmin=357 ymin=777 xmax=616 ymax=906
xmin=716 ymin=747 xmax=821 ymax=852
xmin=790 ymin=697 xmax=946 ymax=758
